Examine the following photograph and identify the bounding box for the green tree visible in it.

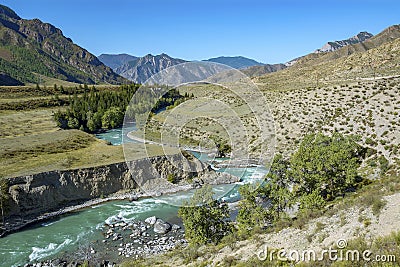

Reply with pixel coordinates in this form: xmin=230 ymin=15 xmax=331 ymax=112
xmin=289 ymin=132 xmax=364 ymax=200
xmin=86 ymin=111 xmax=102 ymax=132
xmin=53 ymin=110 xmax=68 ymax=129
xmin=167 ymin=173 xmax=176 ymax=184
xmin=101 ymin=107 xmax=123 ymax=129
xmin=298 ymin=190 xmax=325 ymax=212
xmin=0 ymin=179 xmax=10 ymax=227
xmin=67 ymin=117 xmax=80 ymax=129
xmin=178 ymin=185 xmax=231 ymax=245
xmin=237 ymin=184 xmax=268 ymax=233
xmin=210 ymin=135 xmax=231 ymax=157
xmin=261 ymin=154 xmax=294 ymax=221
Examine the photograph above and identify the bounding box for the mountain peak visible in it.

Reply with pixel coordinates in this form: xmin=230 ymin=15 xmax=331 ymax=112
xmin=98 ymin=53 xmax=138 ymax=70
xmin=315 ymin=31 xmax=373 ymax=53
xmin=0 ymin=5 xmax=21 ymax=20
xmin=115 ymin=53 xmax=186 ymax=83
xmin=0 ymin=5 xmax=125 ymax=85
xmin=204 ymin=56 xmax=264 ymax=69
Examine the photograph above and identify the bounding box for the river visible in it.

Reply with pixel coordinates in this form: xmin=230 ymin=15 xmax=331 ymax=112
xmin=0 ymin=127 xmax=268 ymax=267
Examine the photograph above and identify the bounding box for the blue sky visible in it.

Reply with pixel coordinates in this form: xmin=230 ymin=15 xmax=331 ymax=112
xmin=2 ymin=0 xmax=400 ymax=63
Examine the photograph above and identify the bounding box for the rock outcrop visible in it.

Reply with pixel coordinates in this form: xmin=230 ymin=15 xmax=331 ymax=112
xmin=315 ymin=31 xmax=373 ymax=53
xmin=6 ymin=162 xmax=132 ymax=219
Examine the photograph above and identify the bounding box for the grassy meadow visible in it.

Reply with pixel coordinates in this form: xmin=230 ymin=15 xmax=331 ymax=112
xmin=0 ymin=84 xmax=178 ymax=178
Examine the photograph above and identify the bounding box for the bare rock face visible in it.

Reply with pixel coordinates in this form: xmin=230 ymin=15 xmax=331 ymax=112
xmin=115 ymin=53 xmax=186 ymax=83
xmin=7 ymin=162 xmax=133 ymax=218
xmin=315 ymin=31 xmax=373 ymax=53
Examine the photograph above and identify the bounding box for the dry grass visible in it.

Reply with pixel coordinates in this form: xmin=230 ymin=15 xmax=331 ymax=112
xmin=0 ymin=107 xmax=60 ymax=138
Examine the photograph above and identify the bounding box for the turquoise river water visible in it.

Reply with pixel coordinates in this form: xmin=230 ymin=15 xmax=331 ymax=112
xmin=0 ymin=128 xmax=268 ymax=266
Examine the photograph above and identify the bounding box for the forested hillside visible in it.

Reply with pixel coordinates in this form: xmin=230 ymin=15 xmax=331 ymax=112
xmin=0 ymin=5 xmax=126 ymax=85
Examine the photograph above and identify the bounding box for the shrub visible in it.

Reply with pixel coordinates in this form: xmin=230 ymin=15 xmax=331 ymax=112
xmin=167 ymin=173 xmax=176 ymax=184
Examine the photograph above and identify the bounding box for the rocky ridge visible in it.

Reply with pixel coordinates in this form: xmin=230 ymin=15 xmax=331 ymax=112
xmin=115 ymin=53 xmax=186 ymax=83
xmin=315 ymin=31 xmax=374 ymax=53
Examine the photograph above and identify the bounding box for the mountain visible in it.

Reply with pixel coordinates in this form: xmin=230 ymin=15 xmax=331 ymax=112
xmin=315 ymin=31 xmax=373 ymax=53
xmin=257 ymin=24 xmax=400 ymax=91
xmin=108 ymin=54 xmax=269 ymax=83
xmin=98 ymin=53 xmax=138 ymax=70
xmin=0 ymin=4 xmax=126 ymax=85
xmin=115 ymin=53 xmax=186 ymax=83
xmin=285 ymin=26 xmax=400 ymax=68
xmin=293 ymin=25 xmax=400 ymax=67
xmin=242 ymin=63 xmax=287 ymax=77
xmin=204 ymin=56 xmax=264 ymax=69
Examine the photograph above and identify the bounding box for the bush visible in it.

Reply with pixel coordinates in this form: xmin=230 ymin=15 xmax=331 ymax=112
xmin=299 ymin=190 xmax=326 ymax=212
xmin=167 ymin=173 xmax=176 ymax=184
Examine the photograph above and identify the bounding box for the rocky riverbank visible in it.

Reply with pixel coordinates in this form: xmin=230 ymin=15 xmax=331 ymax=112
xmin=101 ymin=216 xmax=186 ymax=259
xmin=23 ymin=215 xmax=187 ymax=267
xmin=1 ymin=154 xmax=239 ymax=238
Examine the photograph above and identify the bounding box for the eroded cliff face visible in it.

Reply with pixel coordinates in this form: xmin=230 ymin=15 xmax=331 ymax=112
xmin=6 ymin=162 xmax=132 ymax=218
xmin=5 ymin=154 xmax=220 ymax=220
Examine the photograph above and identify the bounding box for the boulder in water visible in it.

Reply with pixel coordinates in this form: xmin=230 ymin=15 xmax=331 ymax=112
xmin=153 ymin=219 xmax=171 ymax=234
xmin=144 ymin=216 xmax=157 ymax=225
xmin=172 ymin=224 xmax=181 ymax=231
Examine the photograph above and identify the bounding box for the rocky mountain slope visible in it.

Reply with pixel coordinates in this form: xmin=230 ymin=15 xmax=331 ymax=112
xmin=0 ymin=4 xmax=126 ymax=85
xmin=241 ymin=63 xmax=287 ymax=77
xmin=115 ymin=53 xmax=186 ymax=83
xmin=315 ymin=31 xmax=373 ymax=53
xmin=98 ymin=53 xmax=138 ymax=70
xmin=285 ymin=25 xmax=400 ymax=70
xmin=102 ymin=53 xmax=280 ymax=82
xmin=257 ymin=24 xmax=400 ymax=91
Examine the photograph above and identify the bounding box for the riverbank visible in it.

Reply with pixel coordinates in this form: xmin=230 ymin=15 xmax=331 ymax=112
xmin=1 ymin=162 xmax=239 ymax=238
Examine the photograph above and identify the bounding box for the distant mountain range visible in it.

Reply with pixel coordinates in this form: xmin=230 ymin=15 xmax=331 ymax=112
xmin=97 ymin=27 xmax=386 ymax=83
xmin=286 ymin=25 xmax=400 ymax=69
xmin=203 ymin=56 xmax=264 ymax=69
xmin=257 ymin=24 xmax=400 ymax=91
xmin=286 ymin=31 xmax=376 ymax=67
xmin=99 ymin=30 xmax=378 ymax=83
xmin=0 ymin=5 xmax=126 ymax=85
xmin=99 ymin=54 xmax=272 ymax=83
xmin=113 ymin=53 xmax=186 ymax=84
xmin=1 ymin=3 xmax=398 ymax=87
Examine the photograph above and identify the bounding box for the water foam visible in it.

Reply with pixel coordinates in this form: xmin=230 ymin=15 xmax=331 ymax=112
xmin=29 ymin=239 xmax=72 ymax=262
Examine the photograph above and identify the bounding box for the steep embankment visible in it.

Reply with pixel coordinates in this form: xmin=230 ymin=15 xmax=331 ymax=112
xmin=2 ymin=154 xmax=237 ymax=236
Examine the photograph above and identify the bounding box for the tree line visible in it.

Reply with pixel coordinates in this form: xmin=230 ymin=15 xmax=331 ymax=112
xmin=53 ymin=84 xmax=193 ymax=132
